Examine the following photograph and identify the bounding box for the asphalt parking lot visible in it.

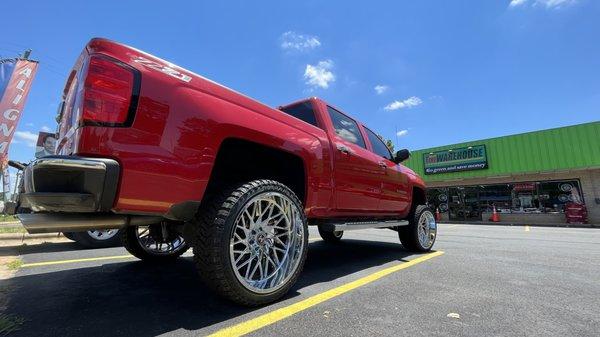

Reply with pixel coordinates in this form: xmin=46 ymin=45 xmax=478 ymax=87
xmin=2 ymin=224 xmax=599 ymax=337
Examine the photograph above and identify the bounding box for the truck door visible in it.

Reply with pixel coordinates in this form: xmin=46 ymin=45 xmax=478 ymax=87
xmin=363 ymin=127 xmax=410 ymax=213
xmin=325 ymin=106 xmax=382 ymax=212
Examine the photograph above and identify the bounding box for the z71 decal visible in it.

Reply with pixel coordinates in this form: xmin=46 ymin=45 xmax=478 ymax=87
xmin=132 ymin=55 xmax=192 ymax=83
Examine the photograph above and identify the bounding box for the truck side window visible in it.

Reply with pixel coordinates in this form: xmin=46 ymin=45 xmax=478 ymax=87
xmin=279 ymin=101 xmax=319 ymax=127
xmin=364 ymin=127 xmax=393 ymax=161
xmin=326 ymin=106 xmax=366 ymax=148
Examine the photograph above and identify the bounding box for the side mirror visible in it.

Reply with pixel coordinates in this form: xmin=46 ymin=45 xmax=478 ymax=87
xmin=393 ymin=149 xmax=410 ymax=164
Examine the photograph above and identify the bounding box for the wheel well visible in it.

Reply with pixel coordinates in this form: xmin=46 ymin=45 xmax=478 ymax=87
xmin=410 ymin=186 xmax=426 ymax=214
xmin=205 ymin=138 xmax=306 ymax=203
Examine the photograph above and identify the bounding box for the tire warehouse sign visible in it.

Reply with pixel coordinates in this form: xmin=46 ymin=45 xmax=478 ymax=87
xmin=423 ymin=145 xmax=488 ymax=175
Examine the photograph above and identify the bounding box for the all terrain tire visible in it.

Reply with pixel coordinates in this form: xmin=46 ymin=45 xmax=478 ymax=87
xmin=317 ymin=226 xmax=343 ymax=242
xmin=68 ymin=230 xmax=122 ymax=248
xmin=192 ymin=179 xmax=308 ymax=306
xmin=398 ymin=205 xmax=437 ymax=252
xmin=121 ymin=224 xmax=188 ymax=262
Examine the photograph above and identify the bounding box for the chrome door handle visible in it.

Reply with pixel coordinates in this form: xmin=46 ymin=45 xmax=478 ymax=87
xmin=337 ymin=145 xmax=351 ymax=154
xmin=378 ymin=161 xmax=387 ymax=168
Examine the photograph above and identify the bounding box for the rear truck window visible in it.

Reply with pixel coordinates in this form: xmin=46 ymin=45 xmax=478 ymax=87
xmin=279 ymin=101 xmax=319 ymax=127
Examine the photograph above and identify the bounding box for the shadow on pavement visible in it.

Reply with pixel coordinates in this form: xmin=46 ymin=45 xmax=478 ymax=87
xmin=0 ymin=241 xmax=83 ymax=257
xmin=4 ymin=239 xmax=414 ymax=336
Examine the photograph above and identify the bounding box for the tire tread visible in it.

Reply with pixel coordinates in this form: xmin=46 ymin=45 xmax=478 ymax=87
xmin=192 ymin=179 xmax=307 ymax=306
xmin=121 ymin=225 xmax=188 ymax=262
xmin=399 ymin=204 xmax=435 ymax=252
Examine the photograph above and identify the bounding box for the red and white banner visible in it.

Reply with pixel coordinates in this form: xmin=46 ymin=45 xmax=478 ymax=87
xmin=0 ymin=59 xmax=39 ymax=162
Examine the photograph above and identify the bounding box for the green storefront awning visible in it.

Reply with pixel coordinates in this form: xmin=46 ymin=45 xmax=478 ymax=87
xmin=404 ymin=121 xmax=600 ymax=183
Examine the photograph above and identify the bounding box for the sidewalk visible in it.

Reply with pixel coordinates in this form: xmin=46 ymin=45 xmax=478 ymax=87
xmin=0 ymin=223 xmax=71 ymax=281
xmin=438 ymin=220 xmax=599 ymax=228
xmin=0 ymin=232 xmax=68 ymax=242
xmin=0 ymin=221 xmax=69 ymax=244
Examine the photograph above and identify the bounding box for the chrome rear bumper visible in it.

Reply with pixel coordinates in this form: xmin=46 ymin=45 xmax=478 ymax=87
xmin=20 ymin=156 xmax=120 ymax=213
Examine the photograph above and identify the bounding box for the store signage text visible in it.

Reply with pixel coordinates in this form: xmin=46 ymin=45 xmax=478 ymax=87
xmin=423 ymin=144 xmax=488 ymax=175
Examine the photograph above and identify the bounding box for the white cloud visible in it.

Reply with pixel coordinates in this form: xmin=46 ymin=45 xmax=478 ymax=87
xmin=337 ymin=129 xmax=358 ymax=143
xmin=280 ymin=31 xmax=321 ymax=51
xmin=509 ymin=0 xmax=528 ymax=7
xmin=374 ymin=85 xmax=389 ymax=95
xmin=25 ymin=122 xmax=34 ymax=127
xmin=304 ymin=60 xmax=335 ymax=89
xmin=14 ymin=131 xmax=38 ymax=147
xmin=41 ymin=125 xmax=52 ymax=132
xmin=509 ymin=0 xmax=576 ymax=9
xmin=396 ymin=130 xmax=409 ymax=137
xmin=539 ymin=0 xmax=576 ymax=8
xmin=384 ymin=96 xmax=423 ymax=111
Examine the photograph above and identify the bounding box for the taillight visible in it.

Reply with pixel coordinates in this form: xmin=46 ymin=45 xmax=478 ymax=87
xmin=81 ymin=55 xmax=137 ymax=125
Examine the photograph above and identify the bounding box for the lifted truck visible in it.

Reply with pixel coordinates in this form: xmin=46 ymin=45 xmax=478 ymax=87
xmin=15 ymin=38 xmax=437 ymax=306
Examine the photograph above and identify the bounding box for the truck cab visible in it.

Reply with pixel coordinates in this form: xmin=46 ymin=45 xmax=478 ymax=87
xmin=280 ymin=98 xmax=419 ymax=217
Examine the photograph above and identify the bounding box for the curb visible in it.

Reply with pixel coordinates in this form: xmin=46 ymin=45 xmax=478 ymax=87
xmin=438 ymin=221 xmax=599 ymax=229
xmin=0 ymin=233 xmax=66 ymax=241
xmin=0 ymin=221 xmax=21 ymax=226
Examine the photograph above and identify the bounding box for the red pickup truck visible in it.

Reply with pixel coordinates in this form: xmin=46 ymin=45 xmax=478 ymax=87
xmin=16 ymin=38 xmax=437 ymax=305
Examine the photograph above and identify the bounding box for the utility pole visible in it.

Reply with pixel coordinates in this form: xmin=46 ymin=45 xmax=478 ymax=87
xmin=21 ymin=49 xmax=32 ymax=60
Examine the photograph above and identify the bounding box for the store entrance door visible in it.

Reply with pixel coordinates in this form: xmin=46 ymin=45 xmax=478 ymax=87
xmin=448 ymin=187 xmax=482 ymax=221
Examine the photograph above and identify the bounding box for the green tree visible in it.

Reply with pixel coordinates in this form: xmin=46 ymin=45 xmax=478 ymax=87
xmin=385 ymin=139 xmax=395 ymax=153
xmin=376 ymin=134 xmax=396 ymax=153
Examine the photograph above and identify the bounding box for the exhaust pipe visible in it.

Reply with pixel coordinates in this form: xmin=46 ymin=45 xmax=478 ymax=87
xmin=17 ymin=213 xmax=164 ymax=234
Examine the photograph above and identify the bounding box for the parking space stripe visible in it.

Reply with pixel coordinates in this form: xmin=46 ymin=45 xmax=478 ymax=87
xmin=19 ymin=238 xmax=321 ymax=269
xmin=209 ymin=250 xmax=444 ymax=337
xmin=20 ymin=255 xmax=135 ymax=268
xmin=525 ymin=225 xmax=531 ymax=232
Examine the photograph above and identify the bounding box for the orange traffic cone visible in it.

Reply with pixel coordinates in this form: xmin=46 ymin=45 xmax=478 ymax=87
xmin=435 ymin=207 xmax=441 ymax=222
xmin=490 ymin=206 xmax=500 ymax=222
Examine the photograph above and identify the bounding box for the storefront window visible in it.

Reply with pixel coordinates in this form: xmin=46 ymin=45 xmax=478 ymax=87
xmin=511 ymin=183 xmax=537 ymax=213
xmin=426 ymin=179 xmax=584 ymax=217
xmin=478 ymin=184 xmax=512 ymax=213
xmin=427 ymin=188 xmax=448 ymax=213
xmin=538 ymin=180 xmax=582 ymax=213
xmin=448 ymin=187 xmax=480 ymax=220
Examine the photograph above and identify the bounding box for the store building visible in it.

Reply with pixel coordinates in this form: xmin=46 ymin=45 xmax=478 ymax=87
xmin=403 ymin=121 xmax=600 ymax=225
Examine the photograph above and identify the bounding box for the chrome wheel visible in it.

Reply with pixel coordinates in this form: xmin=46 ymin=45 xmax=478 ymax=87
xmin=229 ymin=192 xmax=305 ymax=294
xmin=87 ymin=229 xmax=118 ymax=240
xmin=135 ymin=223 xmax=186 ymax=256
xmin=417 ymin=210 xmax=437 ymax=249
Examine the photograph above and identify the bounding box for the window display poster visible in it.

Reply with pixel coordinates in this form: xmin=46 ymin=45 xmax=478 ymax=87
xmin=35 ymin=132 xmax=57 ymax=158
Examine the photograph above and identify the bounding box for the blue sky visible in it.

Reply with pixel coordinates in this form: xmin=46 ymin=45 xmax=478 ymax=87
xmin=1 ymin=0 xmax=599 ymax=165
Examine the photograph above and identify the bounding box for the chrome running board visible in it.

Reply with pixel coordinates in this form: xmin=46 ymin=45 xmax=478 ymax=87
xmin=319 ymin=219 xmax=409 ymax=232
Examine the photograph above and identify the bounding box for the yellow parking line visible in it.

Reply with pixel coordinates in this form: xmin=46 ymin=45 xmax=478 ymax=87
xmin=209 ymin=251 xmax=445 ymax=337
xmin=525 ymin=225 xmax=530 ymax=232
xmin=20 ymin=238 xmax=321 ymax=269
xmin=21 ymin=255 xmax=135 ymax=268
